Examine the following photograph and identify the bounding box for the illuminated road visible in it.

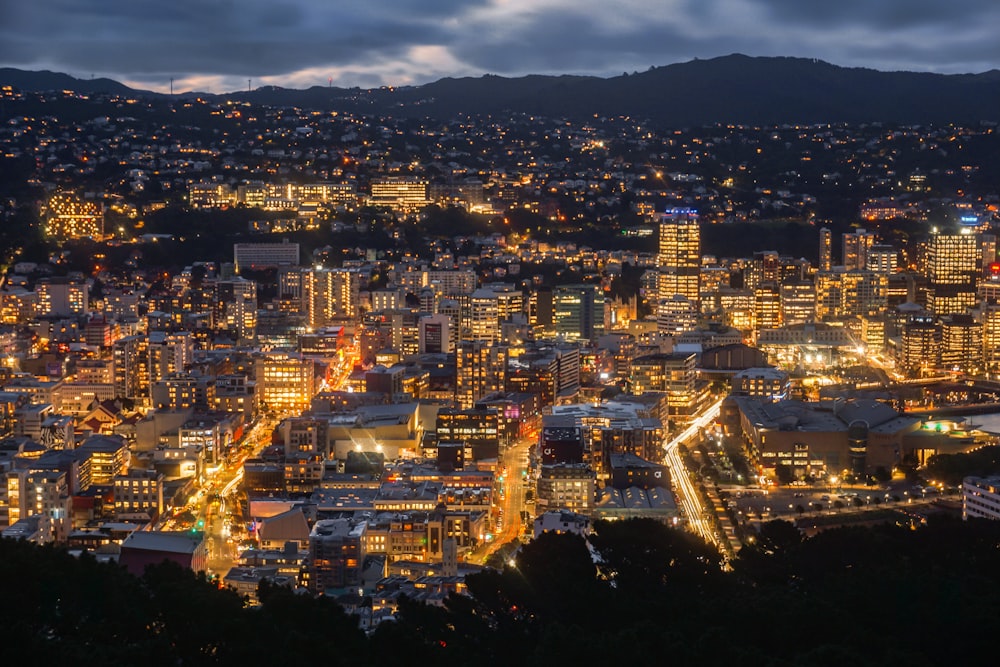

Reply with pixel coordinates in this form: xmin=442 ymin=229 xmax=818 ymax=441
xmin=663 ymin=397 xmax=725 ymax=550
xmin=468 ymin=435 xmax=532 ymax=564
xmin=164 ymin=342 xmax=360 ymax=576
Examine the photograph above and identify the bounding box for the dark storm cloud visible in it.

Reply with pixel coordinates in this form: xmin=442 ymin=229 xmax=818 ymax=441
xmin=748 ymin=0 xmax=1000 ymax=30
xmin=1 ymin=0 xmax=999 ymax=90
xmin=0 ymin=0 xmax=477 ymax=76
xmin=447 ymin=0 xmax=1000 ymax=77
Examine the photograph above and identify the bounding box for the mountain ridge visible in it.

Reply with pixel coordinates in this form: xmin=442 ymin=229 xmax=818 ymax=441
xmin=3 ymin=54 xmax=999 ymax=126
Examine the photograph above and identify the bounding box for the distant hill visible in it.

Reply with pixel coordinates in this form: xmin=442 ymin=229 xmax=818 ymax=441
xmin=4 ymin=55 xmax=1000 ymax=126
xmin=0 ymin=67 xmax=139 ymax=96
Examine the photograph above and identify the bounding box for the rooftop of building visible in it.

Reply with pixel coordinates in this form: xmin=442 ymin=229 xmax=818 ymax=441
xmin=121 ymin=530 xmax=204 ymax=555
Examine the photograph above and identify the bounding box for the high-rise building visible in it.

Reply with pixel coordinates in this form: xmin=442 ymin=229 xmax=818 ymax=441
xmin=147 ymin=332 xmax=194 ymax=386
xmin=900 ymin=314 xmax=940 ymax=377
xmin=842 ymin=228 xmax=876 ymax=271
xmin=754 ymin=284 xmax=782 ymax=331
xmin=553 ymin=284 xmax=604 ymax=341
xmin=468 ymin=284 xmax=522 ymax=344
xmin=255 ymin=354 xmax=317 ymax=414
xmin=867 ymin=245 xmax=899 ymax=274
xmin=656 ymin=294 xmax=698 ymax=334
xmin=305 ymin=267 xmax=361 ymax=328
xmin=815 ymin=270 xmax=887 ymax=320
xmin=780 ymin=281 xmax=816 ymax=326
xmin=308 ymin=518 xmax=367 ymax=592
xmin=927 ymin=230 xmax=979 ymax=316
xmin=216 ymin=277 xmax=258 ymax=344
xmin=940 ymin=314 xmax=983 ymax=374
xmin=113 ymin=335 xmax=150 ymax=401
xmin=819 ymin=228 xmax=832 ymax=272
xmin=419 ymin=314 xmax=451 ymax=354
xmin=657 ymin=208 xmax=701 ymax=313
xmin=630 ymin=352 xmax=702 ymax=421
xmin=455 ymin=340 xmax=507 ymax=409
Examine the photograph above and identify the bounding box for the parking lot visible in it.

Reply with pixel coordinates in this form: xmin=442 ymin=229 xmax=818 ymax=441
xmin=723 ymin=482 xmax=954 ymax=524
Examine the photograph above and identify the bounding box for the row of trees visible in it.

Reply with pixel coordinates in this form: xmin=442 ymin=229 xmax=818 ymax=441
xmin=5 ymin=515 xmax=1000 ymax=665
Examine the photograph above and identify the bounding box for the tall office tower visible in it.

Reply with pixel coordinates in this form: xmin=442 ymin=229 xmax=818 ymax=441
xmin=553 ymin=284 xmax=604 ymax=341
xmin=982 ymin=234 xmax=997 ymax=273
xmin=305 ymin=268 xmax=361 ymax=328
xmin=255 ymin=353 xmax=317 ymax=414
xmin=658 ymin=208 xmax=701 ymax=313
xmin=147 ymin=332 xmax=194 ymax=385
xmin=455 ymin=340 xmax=506 ymax=409
xmin=278 ymin=267 xmax=306 ymax=304
xmin=866 ymin=245 xmax=899 ymax=274
xmin=216 ymin=277 xmax=258 ymax=344
xmin=754 ymin=284 xmax=782 ymax=331
xmin=940 ymin=314 xmax=983 ymax=374
xmin=979 ymin=302 xmax=1000 ymax=373
xmin=469 ymin=289 xmax=500 ymax=344
xmin=750 ymin=251 xmax=781 ymax=288
xmin=816 ymin=270 xmax=888 ymax=320
xmin=900 ymin=314 xmax=941 ymax=377
xmin=819 ymin=228 xmax=832 ymax=272
xmin=437 ymin=299 xmax=463 ymax=351
xmin=656 ymin=294 xmax=698 ymax=334
xmin=390 ymin=309 xmax=422 ymax=357
xmin=113 ymin=335 xmax=150 ymax=400
xmin=468 ymin=284 xmax=522 ymax=344
xmin=780 ymin=281 xmax=816 ymax=326
xmin=842 ymin=228 xmax=877 ymax=271
xmin=418 ymin=287 xmax=436 ymax=314
xmin=717 ymin=288 xmax=755 ymax=332
xmin=418 ymin=314 xmax=451 ymax=354
xmin=927 ymin=230 xmax=979 ymax=316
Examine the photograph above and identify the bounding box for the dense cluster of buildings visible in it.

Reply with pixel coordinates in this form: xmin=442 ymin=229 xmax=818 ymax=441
xmin=3 ymin=84 xmax=1000 ymax=619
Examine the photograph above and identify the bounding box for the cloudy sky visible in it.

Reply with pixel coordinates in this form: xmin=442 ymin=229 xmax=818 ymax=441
xmin=2 ymin=0 xmax=999 ymax=93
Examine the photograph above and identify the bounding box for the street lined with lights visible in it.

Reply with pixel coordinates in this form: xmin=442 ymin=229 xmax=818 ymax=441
xmin=663 ymin=397 xmax=726 ymax=549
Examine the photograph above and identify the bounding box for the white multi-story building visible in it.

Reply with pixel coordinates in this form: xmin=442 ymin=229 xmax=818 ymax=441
xmin=963 ymin=476 xmax=1000 ymax=520
xmin=233 ymin=241 xmax=300 ymax=272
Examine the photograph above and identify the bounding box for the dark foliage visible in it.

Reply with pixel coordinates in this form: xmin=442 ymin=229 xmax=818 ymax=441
xmin=4 ymin=516 xmax=1000 ymax=665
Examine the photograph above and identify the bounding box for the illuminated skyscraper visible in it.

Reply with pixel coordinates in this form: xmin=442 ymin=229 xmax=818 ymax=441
xmin=780 ymin=281 xmax=816 ymax=326
xmin=866 ymin=245 xmax=899 ymax=274
xmin=819 ymin=228 xmax=832 ymax=272
xmin=842 ymin=228 xmax=876 ymax=271
xmin=305 ymin=267 xmax=361 ymax=328
xmin=927 ymin=230 xmax=979 ymax=316
xmin=940 ymin=314 xmax=982 ymax=374
xmin=455 ymin=340 xmax=506 ymax=409
xmin=553 ymin=284 xmax=604 ymax=341
xmin=815 ymin=270 xmax=887 ymax=320
xmin=468 ymin=284 xmax=522 ymax=344
xmin=255 ymin=353 xmax=316 ymax=414
xmin=658 ymin=209 xmax=701 ymax=319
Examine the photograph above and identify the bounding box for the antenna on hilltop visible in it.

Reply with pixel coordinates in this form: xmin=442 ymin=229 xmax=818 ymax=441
xmin=328 ymin=77 xmax=333 ymax=88
xmin=170 ymin=77 xmax=174 ymax=96
xmin=248 ymin=79 xmax=252 ymax=93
